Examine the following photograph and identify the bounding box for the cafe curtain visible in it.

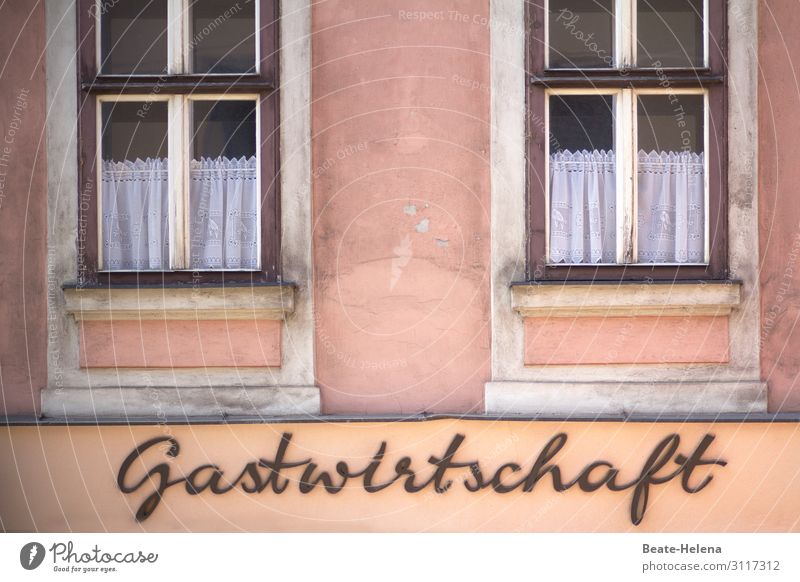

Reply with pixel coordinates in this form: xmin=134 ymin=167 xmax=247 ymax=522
xmin=101 ymin=157 xmax=169 ymax=271
xmin=549 ymin=149 xmax=705 ymax=264
xmin=189 ymin=155 xmax=259 ymax=270
xmin=101 ymin=156 xmax=259 ymax=271
xmin=637 ymin=150 xmax=705 ymax=264
xmin=549 ymin=149 xmax=617 ymax=264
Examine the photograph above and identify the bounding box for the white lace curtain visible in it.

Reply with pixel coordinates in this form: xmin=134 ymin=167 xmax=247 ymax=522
xmin=102 ymin=158 xmax=169 ymax=271
xmin=549 ymin=149 xmax=617 ymax=264
xmin=101 ymin=156 xmax=259 ymax=271
xmin=189 ymin=156 xmax=259 ymax=270
xmin=637 ymin=150 xmax=705 ymax=263
xmin=549 ymin=149 xmax=705 ymax=264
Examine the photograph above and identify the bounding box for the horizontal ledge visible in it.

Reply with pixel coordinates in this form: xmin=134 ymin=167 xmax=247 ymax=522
xmin=41 ymin=386 xmax=320 ymax=418
xmin=6 ymin=412 xmax=799 ymax=426
xmin=531 ymin=74 xmax=723 ymax=87
xmin=82 ymin=75 xmax=275 ymax=94
xmin=485 ymin=381 xmax=768 ymax=416
xmin=63 ymin=284 xmax=295 ymax=321
xmin=511 ymin=281 xmax=741 ymax=317
xmin=543 ymin=67 xmax=713 ymax=75
xmin=63 ymin=281 xmax=288 ymax=289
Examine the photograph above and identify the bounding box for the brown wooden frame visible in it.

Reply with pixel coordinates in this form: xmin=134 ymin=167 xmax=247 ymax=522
xmin=526 ymin=0 xmax=728 ymax=281
xmin=76 ymin=0 xmax=280 ymax=285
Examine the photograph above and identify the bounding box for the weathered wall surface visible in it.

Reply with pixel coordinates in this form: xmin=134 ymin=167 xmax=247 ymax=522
xmin=0 ymin=1 xmax=47 ymax=416
xmin=759 ymin=0 xmax=800 ymax=411
xmin=524 ymin=316 xmax=730 ymax=366
xmin=79 ymin=320 xmax=282 ymax=368
xmin=311 ymin=2 xmax=492 ymax=414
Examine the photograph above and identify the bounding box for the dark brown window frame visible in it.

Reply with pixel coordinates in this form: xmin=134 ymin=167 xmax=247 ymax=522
xmin=77 ymin=0 xmax=280 ymax=286
xmin=526 ymin=1 xmax=727 ymax=282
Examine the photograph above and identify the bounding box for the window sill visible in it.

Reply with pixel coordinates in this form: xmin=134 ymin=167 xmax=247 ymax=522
xmin=42 ymin=385 xmax=320 ymax=419
xmin=510 ymin=280 xmax=741 ymax=317
xmin=63 ymin=283 xmax=295 ymax=321
xmin=485 ymin=381 xmax=767 ymax=415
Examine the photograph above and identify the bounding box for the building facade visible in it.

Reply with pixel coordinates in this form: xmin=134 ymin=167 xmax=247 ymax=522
xmin=1 ymin=0 xmax=799 ymax=531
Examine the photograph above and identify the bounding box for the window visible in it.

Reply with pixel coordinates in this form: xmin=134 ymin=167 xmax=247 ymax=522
xmin=527 ymin=0 xmax=726 ymax=280
xmin=78 ymin=0 xmax=279 ymax=284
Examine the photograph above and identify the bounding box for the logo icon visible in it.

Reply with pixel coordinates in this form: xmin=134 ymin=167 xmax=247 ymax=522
xmin=19 ymin=542 xmax=46 ymax=570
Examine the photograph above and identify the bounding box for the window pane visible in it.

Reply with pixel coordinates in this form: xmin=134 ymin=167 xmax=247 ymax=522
xmin=100 ymin=0 xmax=168 ymax=75
xmin=190 ymin=100 xmax=258 ymax=270
xmin=549 ymin=95 xmax=617 ymax=264
xmin=637 ymin=94 xmax=705 ymax=263
xmin=637 ymin=0 xmax=704 ymax=67
xmin=100 ymin=101 xmax=169 ymax=271
xmin=190 ymin=0 xmax=257 ymax=74
xmin=548 ymin=0 xmax=615 ymax=68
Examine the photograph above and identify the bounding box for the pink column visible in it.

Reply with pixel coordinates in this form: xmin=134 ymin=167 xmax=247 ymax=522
xmin=759 ymin=0 xmax=800 ymax=412
xmin=311 ymin=2 xmax=492 ymax=414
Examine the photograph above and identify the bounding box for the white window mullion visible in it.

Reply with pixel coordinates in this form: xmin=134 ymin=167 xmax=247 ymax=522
xmin=183 ymin=0 xmax=193 ymax=75
xmin=619 ymin=0 xmax=634 ymax=69
xmin=629 ymin=89 xmax=639 ymax=263
xmin=95 ymin=96 xmax=104 ymax=270
xmin=617 ymin=88 xmax=635 ymax=264
xmin=255 ymin=97 xmax=263 ymax=269
xmin=704 ymin=91 xmax=710 ymax=263
xmin=168 ymin=0 xmax=184 ymax=74
xmin=168 ymin=95 xmax=186 ymax=270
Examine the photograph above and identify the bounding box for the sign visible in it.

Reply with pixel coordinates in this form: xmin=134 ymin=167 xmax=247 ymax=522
xmin=118 ymin=431 xmax=725 ymax=526
xmin=4 ymin=420 xmax=799 ymax=532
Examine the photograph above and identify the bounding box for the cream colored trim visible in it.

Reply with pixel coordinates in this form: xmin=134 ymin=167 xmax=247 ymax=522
xmin=63 ymin=285 xmax=295 ymax=321
xmin=44 ymin=0 xmax=318 ymax=415
xmin=488 ymin=0 xmax=763 ymax=411
xmin=511 ymin=282 xmax=741 ymax=317
xmin=42 ymin=386 xmax=320 ymax=418
xmin=486 ymin=381 xmax=768 ymax=415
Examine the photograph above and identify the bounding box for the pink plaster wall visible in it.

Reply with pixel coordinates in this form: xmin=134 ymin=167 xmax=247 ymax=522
xmin=524 ymin=316 xmax=730 ymax=365
xmin=0 ymin=1 xmax=47 ymax=416
xmin=80 ymin=320 xmax=281 ymax=368
xmin=311 ymin=2 xmax=491 ymax=414
xmin=759 ymin=1 xmax=800 ymax=411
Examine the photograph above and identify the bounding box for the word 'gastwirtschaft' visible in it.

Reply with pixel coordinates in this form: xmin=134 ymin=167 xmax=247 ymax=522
xmin=118 ymin=432 xmax=726 ymax=525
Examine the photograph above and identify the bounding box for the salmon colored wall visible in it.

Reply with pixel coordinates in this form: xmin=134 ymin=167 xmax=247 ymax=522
xmin=0 ymin=2 xmax=47 ymax=416
xmin=311 ymin=1 xmax=492 ymax=414
xmin=759 ymin=1 xmax=800 ymax=411
xmin=1 ymin=420 xmax=798 ymax=532
xmin=524 ymin=316 xmax=730 ymax=365
xmin=79 ymin=320 xmax=281 ymax=368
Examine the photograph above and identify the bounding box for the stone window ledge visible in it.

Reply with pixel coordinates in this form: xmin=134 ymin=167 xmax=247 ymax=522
xmin=63 ymin=283 xmax=296 ymax=321
xmin=511 ymin=281 xmax=742 ymax=317
xmin=42 ymin=385 xmax=320 ymax=418
xmin=485 ymin=381 xmax=768 ymax=415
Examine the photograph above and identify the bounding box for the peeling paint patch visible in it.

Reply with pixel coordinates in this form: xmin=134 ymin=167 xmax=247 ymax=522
xmin=415 ymin=218 xmax=430 ymax=233
xmin=403 ymin=204 xmax=417 ymax=216
xmin=435 ymin=238 xmax=449 ymax=248
xmin=390 ymin=235 xmax=413 ymax=291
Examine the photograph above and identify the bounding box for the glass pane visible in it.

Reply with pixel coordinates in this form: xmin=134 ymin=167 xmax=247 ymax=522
xmin=100 ymin=101 xmax=169 ymax=271
xmin=637 ymin=0 xmax=704 ymax=67
xmin=100 ymin=0 xmax=168 ymax=75
xmin=190 ymin=100 xmax=258 ymax=270
xmin=190 ymin=0 xmax=257 ymax=74
xmin=548 ymin=0 xmax=615 ymax=68
xmin=549 ymin=95 xmax=617 ymax=264
xmin=637 ymin=94 xmax=705 ymax=263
